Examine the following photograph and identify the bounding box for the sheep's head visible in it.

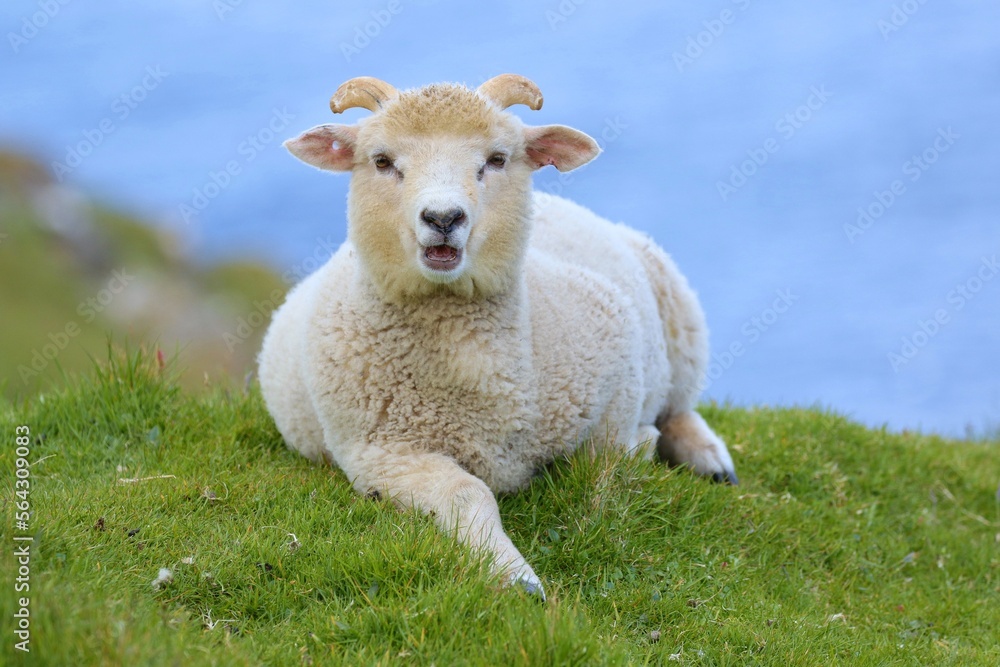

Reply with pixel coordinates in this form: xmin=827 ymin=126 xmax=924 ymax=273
xmin=285 ymin=74 xmax=600 ymax=302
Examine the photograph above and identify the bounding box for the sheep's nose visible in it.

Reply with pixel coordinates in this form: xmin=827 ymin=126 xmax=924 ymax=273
xmin=421 ymin=207 xmax=466 ymax=234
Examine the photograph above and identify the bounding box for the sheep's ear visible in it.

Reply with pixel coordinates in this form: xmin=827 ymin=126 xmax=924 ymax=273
xmin=523 ymin=125 xmax=601 ymax=172
xmin=284 ymin=124 xmax=358 ymax=171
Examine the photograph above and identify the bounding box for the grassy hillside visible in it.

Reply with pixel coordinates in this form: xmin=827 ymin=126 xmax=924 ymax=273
xmin=0 ymin=150 xmax=287 ymax=400
xmin=1 ymin=349 xmax=997 ymax=666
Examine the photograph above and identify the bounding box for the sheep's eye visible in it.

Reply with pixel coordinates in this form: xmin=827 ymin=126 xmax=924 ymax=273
xmin=373 ymin=154 xmax=393 ymax=171
xmin=488 ymin=153 xmax=507 ymax=168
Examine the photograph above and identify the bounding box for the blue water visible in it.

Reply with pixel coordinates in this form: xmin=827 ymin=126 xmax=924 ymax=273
xmin=3 ymin=0 xmax=998 ymax=436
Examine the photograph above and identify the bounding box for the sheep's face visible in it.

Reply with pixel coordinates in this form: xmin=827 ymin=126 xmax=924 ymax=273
xmin=285 ymin=82 xmax=599 ymax=301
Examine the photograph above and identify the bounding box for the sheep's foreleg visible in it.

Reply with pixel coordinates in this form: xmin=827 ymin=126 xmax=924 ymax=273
xmin=352 ymin=450 xmax=545 ymax=599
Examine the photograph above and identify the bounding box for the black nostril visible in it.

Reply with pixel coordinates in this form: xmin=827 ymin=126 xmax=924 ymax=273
xmin=421 ymin=208 xmax=466 ymax=233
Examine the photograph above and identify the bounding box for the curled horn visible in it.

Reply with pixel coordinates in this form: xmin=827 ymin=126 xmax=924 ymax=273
xmin=478 ymin=74 xmax=544 ymax=111
xmin=329 ymin=76 xmax=399 ymax=114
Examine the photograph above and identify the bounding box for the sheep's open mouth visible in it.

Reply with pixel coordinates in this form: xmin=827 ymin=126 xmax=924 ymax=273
xmin=423 ymin=245 xmax=463 ymax=271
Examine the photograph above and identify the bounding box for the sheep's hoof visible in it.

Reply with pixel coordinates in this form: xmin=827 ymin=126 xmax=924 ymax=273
xmin=515 ymin=575 xmax=546 ymax=602
xmin=711 ymin=470 xmax=739 ymax=485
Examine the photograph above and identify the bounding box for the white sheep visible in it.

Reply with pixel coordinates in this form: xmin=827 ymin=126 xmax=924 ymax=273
xmin=258 ymin=74 xmax=737 ymax=599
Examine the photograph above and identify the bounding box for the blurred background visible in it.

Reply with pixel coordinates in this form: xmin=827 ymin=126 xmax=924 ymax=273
xmin=1 ymin=0 xmax=997 ymax=437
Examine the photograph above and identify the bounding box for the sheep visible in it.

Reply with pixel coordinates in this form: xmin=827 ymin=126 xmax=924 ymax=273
xmin=258 ymin=74 xmax=737 ymax=599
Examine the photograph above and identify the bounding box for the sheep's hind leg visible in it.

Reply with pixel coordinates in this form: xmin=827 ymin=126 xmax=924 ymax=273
xmin=350 ymin=449 xmax=545 ymax=599
xmin=657 ymin=411 xmax=738 ymax=485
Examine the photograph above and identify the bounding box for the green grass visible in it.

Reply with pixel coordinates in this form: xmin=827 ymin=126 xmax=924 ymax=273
xmin=2 ymin=349 xmax=998 ymax=666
